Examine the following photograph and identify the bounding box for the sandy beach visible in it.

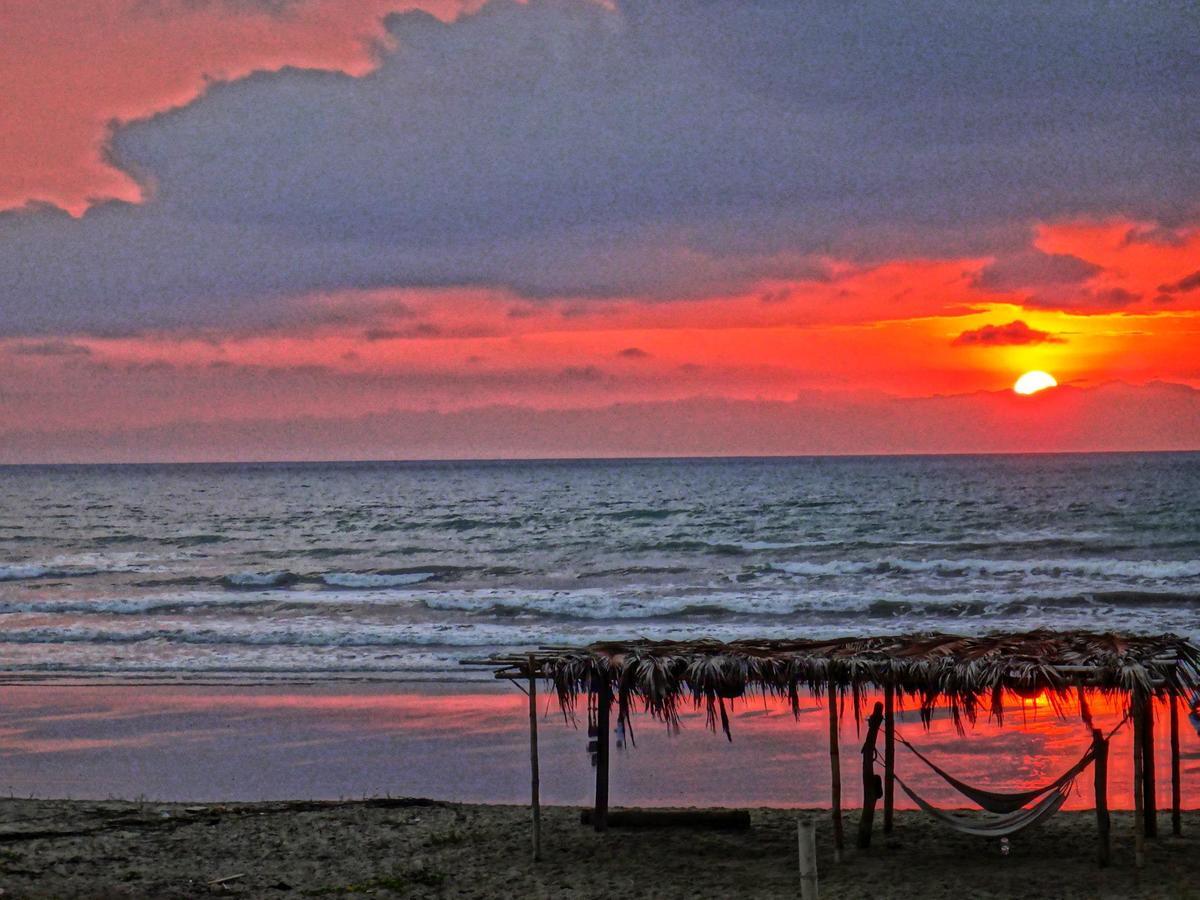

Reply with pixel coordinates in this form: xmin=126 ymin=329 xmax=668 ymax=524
xmin=0 ymin=798 xmax=1196 ymax=898
xmin=2 ymin=0 xmax=1198 ymax=893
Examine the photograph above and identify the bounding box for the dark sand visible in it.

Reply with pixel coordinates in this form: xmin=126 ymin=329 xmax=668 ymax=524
xmin=0 ymin=799 xmax=1196 ymax=898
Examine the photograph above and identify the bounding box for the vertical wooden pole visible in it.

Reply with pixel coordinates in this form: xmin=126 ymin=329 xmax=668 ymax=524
xmin=797 ymin=817 xmax=819 ymax=900
xmin=1142 ymin=694 xmax=1157 ymax=838
xmin=827 ymin=680 xmax=844 ymax=863
xmin=856 ymin=702 xmax=884 ymax=849
xmin=1171 ymin=691 xmax=1182 ymax=837
xmin=1132 ymin=692 xmax=1146 ymax=868
xmin=883 ymin=683 xmax=895 ymax=835
xmin=527 ymin=655 xmax=541 ymax=862
xmin=1093 ymin=727 xmax=1109 ymax=868
xmin=594 ymin=673 xmax=611 ymax=832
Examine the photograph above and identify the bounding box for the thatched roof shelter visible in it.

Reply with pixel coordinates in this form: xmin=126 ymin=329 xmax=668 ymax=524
xmin=468 ymin=629 xmax=1199 ymax=867
xmin=472 ymin=629 xmax=1200 ymax=736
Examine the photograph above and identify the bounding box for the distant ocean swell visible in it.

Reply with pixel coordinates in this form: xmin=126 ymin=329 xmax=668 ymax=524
xmin=1 ymin=454 xmax=1198 ymax=677
xmin=5 ymin=555 xmax=1199 ymax=586
xmin=0 ymin=565 xmax=455 ymax=588
xmin=0 ymin=588 xmax=1196 ymax=633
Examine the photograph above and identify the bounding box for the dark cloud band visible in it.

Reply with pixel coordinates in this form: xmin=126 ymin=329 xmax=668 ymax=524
xmin=1 ymin=0 xmax=1196 ymax=336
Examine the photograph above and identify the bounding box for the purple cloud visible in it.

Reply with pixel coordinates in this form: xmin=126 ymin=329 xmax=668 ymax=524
xmin=952 ymin=320 xmax=1065 ymax=347
xmin=1 ymin=0 xmax=1196 ymax=336
xmin=972 ymin=251 xmax=1101 ymax=292
xmin=1158 ymin=270 xmax=1200 ymax=295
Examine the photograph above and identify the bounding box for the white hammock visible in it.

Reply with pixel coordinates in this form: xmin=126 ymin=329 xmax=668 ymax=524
xmin=884 ymin=715 xmax=1129 ymax=835
xmin=897 ymin=735 xmax=1095 ymax=813
xmin=892 ymin=770 xmax=1073 ymax=838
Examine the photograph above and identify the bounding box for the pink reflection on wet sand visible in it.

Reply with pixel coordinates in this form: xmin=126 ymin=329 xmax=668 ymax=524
xmin=0 ymin=684 xmax=1194 ymax=808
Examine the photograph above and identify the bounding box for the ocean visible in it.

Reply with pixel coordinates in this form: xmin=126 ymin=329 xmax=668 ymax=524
xmin=1 ymin=453 xmax=1198 ymax=680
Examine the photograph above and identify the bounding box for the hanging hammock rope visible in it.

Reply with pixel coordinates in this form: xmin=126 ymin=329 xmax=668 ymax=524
xmin=883 ymin=716 xmax=1129 ymax=834
xmin=895 ymin=735 xmax=1096 ymax=814
xmin=892 ymin=771 xmax=1075 ymax=838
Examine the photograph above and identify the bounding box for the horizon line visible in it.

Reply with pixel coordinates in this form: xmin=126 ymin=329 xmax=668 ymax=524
xmin=2 ymin=447 xmax=1197 ymax=469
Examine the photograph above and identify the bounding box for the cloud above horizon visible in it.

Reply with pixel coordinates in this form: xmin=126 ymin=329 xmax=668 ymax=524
xmin=1158 ymin=270 xmax=1200 ymax=295
xmin=951 ymin=320 xmax=1065 ymax=348
xmin=971 ymin=251 xmax=1102 ymax=292
xmin=2 ymin=0 xmax=1198 ymax=336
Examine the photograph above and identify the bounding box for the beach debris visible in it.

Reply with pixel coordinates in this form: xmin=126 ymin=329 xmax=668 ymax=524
xmin=205 ymin=872 xmax=246 ymax=886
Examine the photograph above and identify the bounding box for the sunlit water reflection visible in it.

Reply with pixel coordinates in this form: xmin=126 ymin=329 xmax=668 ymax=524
xmin=1 ymin=683 xmax=1195 ymax=810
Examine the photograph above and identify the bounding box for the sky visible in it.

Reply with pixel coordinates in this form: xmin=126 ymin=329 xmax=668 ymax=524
xmin=1 ymin=0 xmax=1198 ymax=462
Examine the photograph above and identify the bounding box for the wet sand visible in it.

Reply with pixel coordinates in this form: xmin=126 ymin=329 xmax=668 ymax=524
xmin=0 ymin=798 xmax=1196 ymax=898
xmin=3 ymin=681 xmax=1193 ymax=811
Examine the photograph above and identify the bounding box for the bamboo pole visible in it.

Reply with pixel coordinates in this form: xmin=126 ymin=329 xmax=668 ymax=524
xmin=527 ymin=655 xmax=541 ymax=862
xmin=1093 ymin=727 xmax=1109 ymax=868
xmin=1142 ymin=694 xmax=1157 ymax=838
xmin=1132 ymin=692 xmax=1146 ymax=868
xmin=856 ymin=701 xmax=884 ymax=849
xmin=1171 ymin=691 xmax=1182 ymax=836
xmin=827 ymin=680 xmax=844 ymax=863
xmin=798 ymin=817 xmax=819 ymax=900
xmin=883 ymin=682 xmax=895 ymax=835
xmin=594 ymin=673 xmax=611 ymax=832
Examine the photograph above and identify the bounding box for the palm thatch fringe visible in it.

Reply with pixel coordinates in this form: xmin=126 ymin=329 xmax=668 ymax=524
xmin=465 ymin=630 xmax=1200 ymax=739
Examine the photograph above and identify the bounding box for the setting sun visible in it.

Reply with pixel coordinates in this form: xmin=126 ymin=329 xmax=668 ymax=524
xmin=1014 ymin=370 xmax=1058 ymax=395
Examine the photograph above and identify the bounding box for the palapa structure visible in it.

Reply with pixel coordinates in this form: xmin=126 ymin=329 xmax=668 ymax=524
xmin=466 ymin=629 xmax=1200 ymax=868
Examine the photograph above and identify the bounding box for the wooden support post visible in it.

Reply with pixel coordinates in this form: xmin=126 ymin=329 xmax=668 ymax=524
xmin=1142 ymin=694 xmax=1157 ymax=838
xmin=527 ymin=655 xmax=541 ymax=862
xmin=827 ymin=681 xmax=844 ymax=863
xmin=883 ymin=683 xmax=895 ymax=835
xmin=797 ymin=817 xmax=819 ymax=900
xmin=1132 ymin=692 xmax=1146 ymax=869
xmin=1093 ymin=727 xmax=1109 ymax=868
xmin=856 ymin=702 xmax=884 ymax=849
xmin=594 ymin=673 xmax=611 ymax=832
xmin=1171 ymin=691 xmax=1182 ymax=837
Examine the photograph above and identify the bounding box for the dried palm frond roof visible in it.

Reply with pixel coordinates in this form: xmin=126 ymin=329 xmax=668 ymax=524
xmin=465 ymin=630 xmax=1200 ymax=737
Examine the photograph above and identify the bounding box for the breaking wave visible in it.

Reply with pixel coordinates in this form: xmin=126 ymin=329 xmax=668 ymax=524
xmin=0 ymin=563 xmax=100 ymax=582
xmin=4 ymin=452 xmax=1200 ymax=676
xmin=771 ymin=558 xmax=1200 ymax=580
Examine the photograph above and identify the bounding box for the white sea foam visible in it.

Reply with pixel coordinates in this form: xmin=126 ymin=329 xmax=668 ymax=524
xmin=0 ymin=611 xmax=1193 ymax=661
xmin=420 ymin=588 xmax=815 ymax=619
xmin=321 ymin=572 xmax=438 ymax=588
xmin=773 ymin=557 xmax=1200 ymax=580
xmin=0 ymin=564 xmax=59 ymax=581
xmin=0 ymin=589 xmax=442 ymax=616
xmin=0 ymin=552 xmax=162 ymax=581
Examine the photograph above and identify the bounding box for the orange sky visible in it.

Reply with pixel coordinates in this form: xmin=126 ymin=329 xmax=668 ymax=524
xmin=1 ymin=1 xmax=1197 ymax=461
xmin=5 ymin=223 xmax=1197 ymax=432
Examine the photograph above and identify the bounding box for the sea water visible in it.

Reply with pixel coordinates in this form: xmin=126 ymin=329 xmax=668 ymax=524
xmin=1 ymin=453 xmax=1197 ymax=679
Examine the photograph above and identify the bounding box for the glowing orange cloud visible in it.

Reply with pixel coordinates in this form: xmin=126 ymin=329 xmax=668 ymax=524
xmin=0 ymin=0 xmax=473 ymax=213
xmin=3 ymin=215 xmax=1198 ymax=448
